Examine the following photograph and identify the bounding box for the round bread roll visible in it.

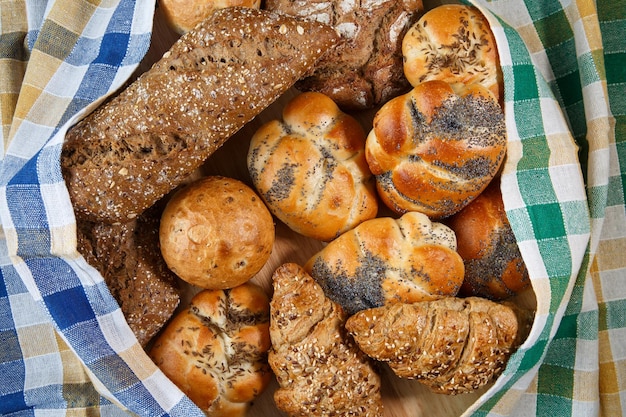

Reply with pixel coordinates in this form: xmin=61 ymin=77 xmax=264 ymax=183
xmin=265 ymin=0 xmax=424 ymax=110
xmin=247 ymin=92 xmax=378 ymax=242
xmin=365 ymin=80 xmax=507 ymax=219
xmin=159 ymin=176 xmax=274 ymax=289
xmin=446 ymin=180 xmax=530 ymax=300
xmin=149 ymin=283 xmax=272 ymax=417
xmin=402 ymin=4 xmax=502 ymax=102
xmin=304 ymin=211 xmax=465 ymax=315
xmin=159 ymin=0 xmax=262 ymax=34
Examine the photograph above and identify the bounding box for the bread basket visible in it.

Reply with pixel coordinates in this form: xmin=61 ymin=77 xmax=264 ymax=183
xmin=0 ymin=0 xmax=623 ymax=416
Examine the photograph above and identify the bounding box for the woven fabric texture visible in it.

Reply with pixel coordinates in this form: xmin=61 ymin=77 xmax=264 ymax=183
xmin=0 ymin=0 xmax=624 ymax=416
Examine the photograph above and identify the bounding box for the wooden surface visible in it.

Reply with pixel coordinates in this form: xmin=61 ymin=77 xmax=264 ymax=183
xmin=141 ymin=4 xmax=537 ymax=416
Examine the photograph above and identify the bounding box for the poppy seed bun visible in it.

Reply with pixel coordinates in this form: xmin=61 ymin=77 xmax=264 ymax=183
xmin=159 ymin=176 xmax=275 ymax=289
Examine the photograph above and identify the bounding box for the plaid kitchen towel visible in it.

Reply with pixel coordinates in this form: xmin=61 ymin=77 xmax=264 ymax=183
xmin=0 ymin=0 xmax=624 ymax=417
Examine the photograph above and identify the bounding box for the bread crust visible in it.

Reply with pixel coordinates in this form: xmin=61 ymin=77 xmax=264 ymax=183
xmin=62 ymin=7 xmax=340 ymax=223
xmin=304 ymin=211 xmax=464 ymax=315
xmin=402 ymin=4 xmax=502 ymax=102
xmin=268 ymin=263 xmax=384 ymax=416
xmin=159 ymin=176 xmax=275 ymax=289
xmin=446 ymin=180 xmax=530 ymax=299
xmin=160 ymin=0 xmax=261 ymax=34
xmin=346 ymin=297 xmax=531 ymax=394
xmin=247 ymin=92 xmax=378 ymax=241
xmin=149 ymin=283 xmax=272 ymax=416
xmin=365 ymin=80 xmax=507 ymax=218
xmin=266 ymin=0 xmax=424 ymax=109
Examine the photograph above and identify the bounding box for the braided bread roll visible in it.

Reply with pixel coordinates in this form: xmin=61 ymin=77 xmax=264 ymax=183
xmin=304 ymin=211 xmax=464 ymax=315
xmin=402 ymin=4 xmax=502 ymax=102
xmin=247 ymin=92 xmax=378 ymax=241
xmin=365 ymin=80 xmax=507 ymax=219
xmin=149 ymin=283 xmax=272 ymax=416
xmin=346 ymin=297 xmax=531 ymax=395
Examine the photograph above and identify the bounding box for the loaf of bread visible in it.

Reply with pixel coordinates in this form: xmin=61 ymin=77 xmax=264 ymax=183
xmin=61 ymin=7 xmax=341 ymax=223
xmin=159 ymin=0 xmax=261 ymax=34
xmin=159 ymin=176 xmax=275 ymax=289
xmin=268 ymin=263 xmax=384 ymax=416
xmin=247 ymin=92 xmax=378 ymax=242
xmin=446 ymin=180 xmax=530 ymax=300
xmin=365 ymin=80 xmax=507 ymax=218
xmin=346 ymin=297 xmax=531 ymax=394
xmin=76 ymin=203 xmax=180 ymax=347
xmin=149 ymin=283 xmax=272 ymax=417
xmin=402 ymin=4 xmax=502 ymax=102
xmin=265 ymin=0 xmax=424 ymax=110
xmin=304 ymin=211 xmax=464 ymax=315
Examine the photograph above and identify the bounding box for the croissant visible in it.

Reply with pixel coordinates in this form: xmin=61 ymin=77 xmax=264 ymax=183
xmin=345 ymin=296 xmax=531 ymax=394
xmin=268 ymin=263 xmax=384 ymax=416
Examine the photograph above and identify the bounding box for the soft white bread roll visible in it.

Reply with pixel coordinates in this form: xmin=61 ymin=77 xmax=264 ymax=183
xmin=268 ymin=263 xmax=384 ymax=416
xmin=446 ymin=179 xmax=530 ymax=300
xmin=160 ymin=0 xmax=261 ymax=34
xmin=346 ymin=296 xmax=531 ymax=394
xmin=365 ymin=80 xmax=507 ymax=219
xmin=304 ymin=211 xmax=465 ymax=315
xmin=247 ymin=92 xmax=378 ymax=242
xmin=149 ymin=283 xmax=272 ymax=416
xmin=159 ymin=176 xmax=274 ymax=289
xmin=402 ymin=4 xmax=502 ymax=102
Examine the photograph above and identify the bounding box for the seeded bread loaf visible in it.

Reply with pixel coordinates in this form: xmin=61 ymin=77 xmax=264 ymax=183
xmin=61 ymin=7 xmax=340 ymax=223
xmin=76 ymin=203 xmax=180 ymax=347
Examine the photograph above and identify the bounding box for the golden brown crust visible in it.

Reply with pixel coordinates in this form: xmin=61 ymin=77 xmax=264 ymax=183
xmin=159 ymin=176 xmax=275 ymax=289
xmin=402 ymin=4 xmax=502 ymax=102
xmin=365 ymin=80 xmax=507 ymax=218
xmin=304 ymin=211 xmax=464 ymax=315
xmin=446 ymin=180 xmax=530 ymax=299
xmin=268 ymin=263 xmax=383 ymax=416
xmin=345 ymin=297 xmax=530 ymax=394
xmin=149 ymin=283 xmax=272 ymax=416
xmin=62 ymin=7 xmax=341 ymax=224
xmin=160 ymin=0 xmax=261 ymax=34
xmin=266 ymin=0 xmax=424 ymax=110
xmin=247 ymin=92 xmax=378 ymax=241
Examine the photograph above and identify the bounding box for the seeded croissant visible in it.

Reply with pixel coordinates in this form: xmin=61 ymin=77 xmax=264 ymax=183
xmin=268 ymin=263 xmax=384 ymax=416
xmin=345 ymin=296 xmax=531 ymax=394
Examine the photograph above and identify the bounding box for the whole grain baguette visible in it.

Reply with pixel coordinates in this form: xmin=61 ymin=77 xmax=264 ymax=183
xmin=61 ymin=7 xmax=340 ymax=223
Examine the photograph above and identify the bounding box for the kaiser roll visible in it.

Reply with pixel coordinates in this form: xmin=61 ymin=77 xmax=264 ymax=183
xmin=365 ymin=80 xmax=507 ymax=219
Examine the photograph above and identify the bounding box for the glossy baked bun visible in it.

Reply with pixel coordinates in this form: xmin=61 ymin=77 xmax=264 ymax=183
xmin=365 ymin=80 xmax=507 ymax=219
xmin=247 ymin=92 xmax=378 ymax=242
xmin=265 ymin=0 xmax=424 ymax=110
xmin=402 ymin=4 xmax=502 ymax=102
xmin=446 ymin=180 xmax=530 ymax=300
xmin=159 ymin=176 xmax=274 ymax=289
xmin=160 ymin=0 xmax=261 ymax=34
xmin=304 ymin=211 xmax=465 ymax=315
xmin=149 ymin=283 xmax=272 ymax=416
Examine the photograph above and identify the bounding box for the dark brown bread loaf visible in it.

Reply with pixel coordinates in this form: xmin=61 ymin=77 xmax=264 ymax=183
xmin=76 ymin=204 xmax=180 ymax=347
xmin=62 ymin=7 xmax=340 ymax=223
xmin=265 ymin=0 xmax=424 ymax=110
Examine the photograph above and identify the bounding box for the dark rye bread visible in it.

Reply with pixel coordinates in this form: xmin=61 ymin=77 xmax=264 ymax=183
xmin=61 ymin=7 xmax=340 ymax=223
xmin=77 ymin=203 xmax=180 ymax=347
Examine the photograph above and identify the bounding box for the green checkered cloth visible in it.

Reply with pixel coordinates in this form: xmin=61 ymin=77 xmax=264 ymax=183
xmin=0 ymin=0 xmax=624 ymax=416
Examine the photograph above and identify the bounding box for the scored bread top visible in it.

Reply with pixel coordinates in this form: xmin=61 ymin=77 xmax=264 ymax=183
xmin=61 ymin=7 xmax=341 ymax=223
